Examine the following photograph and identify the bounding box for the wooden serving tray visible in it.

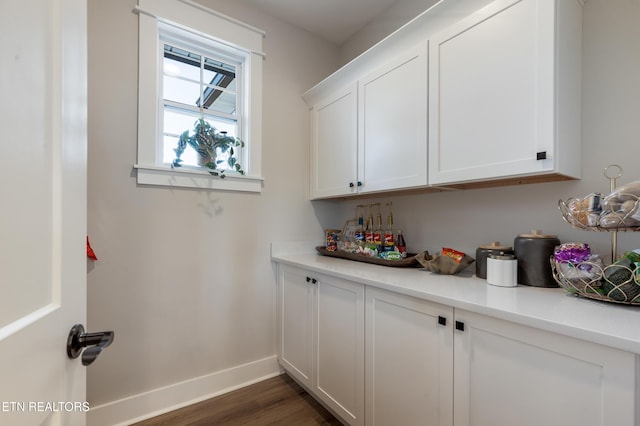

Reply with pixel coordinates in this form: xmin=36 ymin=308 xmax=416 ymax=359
xmin=315 ymin=246 xmax=428 ymax=268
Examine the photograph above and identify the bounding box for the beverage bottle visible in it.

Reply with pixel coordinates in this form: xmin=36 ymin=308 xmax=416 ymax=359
xmin=373 ymin=207 xmax=383 ymax=252
xmin=396 ymin=229 xmax=407 ymax=258
xmin=383 ymin=202 xmax=394 ymax=252
xmin=355 ymin=206 xmax=365 ymax=247
xmin=365 ymin=205 xmax=374 ymax=244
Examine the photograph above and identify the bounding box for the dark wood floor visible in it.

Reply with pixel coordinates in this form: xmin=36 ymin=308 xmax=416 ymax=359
xmin=132 ymin=374 xmax=343 ymax=426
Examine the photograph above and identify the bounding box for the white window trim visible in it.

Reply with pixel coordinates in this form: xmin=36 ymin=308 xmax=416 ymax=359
xmin=135 ymin=0 xmax=265 ymax=192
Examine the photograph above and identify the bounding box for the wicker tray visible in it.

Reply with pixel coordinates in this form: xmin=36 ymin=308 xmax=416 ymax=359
xmin=551 ymin=258 xmax=640 ymax=305
xmin=315 ymin=246 xmax=428 ymax=267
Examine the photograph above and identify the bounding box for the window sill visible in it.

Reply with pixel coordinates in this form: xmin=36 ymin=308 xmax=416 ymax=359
xmin=134 ymin=164 xmax=263 ymax=193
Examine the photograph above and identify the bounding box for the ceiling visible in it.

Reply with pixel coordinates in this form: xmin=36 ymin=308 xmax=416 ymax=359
xmin=240 ymin=0 xmax=409 ymax=45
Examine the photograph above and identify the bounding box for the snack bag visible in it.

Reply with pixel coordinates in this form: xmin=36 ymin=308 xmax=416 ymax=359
xmin=442 ymin=247 xmax=464 ymax=263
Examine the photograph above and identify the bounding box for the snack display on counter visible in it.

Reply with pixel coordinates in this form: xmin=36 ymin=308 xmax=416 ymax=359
xmin=325 ymin=229 xmax=341 ymax=252
xmin=417 ymin=247 xmax=474 ymax=275
xmin=560 ymin=180 xmax=640 ymax=230
xmin=552 ymin=242 xmax=604 ymax=293
xmin=554 ymin=166 xmax=640 ymax=304
xmin=552 ymin=243 xmax=640 ymax=303
xmin=601 ymin=249 xmax=640 ymax=302
xmin=318 ymin=202 xmax=427 ymax=266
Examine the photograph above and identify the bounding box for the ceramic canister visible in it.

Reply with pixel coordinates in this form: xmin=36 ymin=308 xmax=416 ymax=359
xmin=475 ymin=242 xmax=514 ymax=279
xmin=486 ymin=253 xmax=518 ymax=287
xmin=514 ymin=230 xmax=560 ymax=287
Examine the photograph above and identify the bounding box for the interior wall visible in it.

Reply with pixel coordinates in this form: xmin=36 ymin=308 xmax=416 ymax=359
xmin=86 ymin=0 xmax=342 ymax=406
xmin=333 ymin=0 xmax=640 ymax=265
xmin=340 ymin=0 xmax=440 ymax=64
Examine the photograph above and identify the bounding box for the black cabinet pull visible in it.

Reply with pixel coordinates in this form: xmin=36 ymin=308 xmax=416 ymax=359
xmin=438 ymin=316 xmax=447 ymax=326
xmin=311 ymin=278 xmax=317 ymax=284
xmin=306 ymin=276 xmax=311 ymax=282
xmin=357 ymin=181 xmax=362 ymax=187
xmin=536 ymin=151 xmax=547 ymax=160
xmin=349 ymin=182 xmax=354 ymax=188
xmin=455 ymin=321 xmax=465 ymax=332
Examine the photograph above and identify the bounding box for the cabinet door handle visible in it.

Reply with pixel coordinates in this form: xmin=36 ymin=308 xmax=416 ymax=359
xmin=536 ymin=151 xmax=547 ymax=160
xmin=349 ymin=182 xmax=355 ymax=188
xmin=455 ymin=321 xmax=465 ymax=332
xmin=357 ymin=181 xmax=362 ymax=187
xmin=438 ymin=316 xmax=447 ymax=326
xmin=306 ymin=276 xmax=311 ymax=282
xmin=311 ymin=278 xmax=317 ymax=284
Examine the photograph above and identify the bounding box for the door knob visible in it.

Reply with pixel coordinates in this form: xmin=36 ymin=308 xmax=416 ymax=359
xmin=66 ymin=324 xmax=114 ymax=366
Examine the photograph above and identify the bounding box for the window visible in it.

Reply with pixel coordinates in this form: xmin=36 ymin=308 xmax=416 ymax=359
xmin=160 ymin=34 xmax=243 ymax=170
xmin=135 ymin=0 xmax=264 ymax=192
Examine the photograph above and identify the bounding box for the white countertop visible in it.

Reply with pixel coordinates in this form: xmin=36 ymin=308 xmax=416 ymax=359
xmin=271 ymin=242 xmax=640 ymax=355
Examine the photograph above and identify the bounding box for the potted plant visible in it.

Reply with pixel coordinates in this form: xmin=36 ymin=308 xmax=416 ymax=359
xmin=172 ymin=118 xmax=245 ymax=177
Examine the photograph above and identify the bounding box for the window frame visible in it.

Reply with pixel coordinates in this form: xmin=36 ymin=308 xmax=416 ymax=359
xmin=135 ymin=0 xmax=264 ymax=192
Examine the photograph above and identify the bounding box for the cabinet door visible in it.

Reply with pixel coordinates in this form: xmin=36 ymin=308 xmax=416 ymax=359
xmin=453 ymin=310 xmax=637 ymax=426
xmin=359 ymin=42 xmax=428 ymax=193
xmin=429 ymin=0 xmax=570 ymax=185
xmin=365 ymin=287 xmax=454 ymax=426
xmin=311 ymin=82 xmax=358 ymax=199
xmin=315 ymin=274 xmax=365 ymax=426
xmin=277 ymin=265 xmax=313 ymax=388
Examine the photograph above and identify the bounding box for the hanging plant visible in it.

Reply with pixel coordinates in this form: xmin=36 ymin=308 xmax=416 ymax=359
xmin=172 ymin=118 xmax=245 ymax=178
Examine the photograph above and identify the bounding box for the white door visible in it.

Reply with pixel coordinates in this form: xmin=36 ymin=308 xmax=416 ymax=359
xmin=0 ymin=1 xmax=89 ymax=425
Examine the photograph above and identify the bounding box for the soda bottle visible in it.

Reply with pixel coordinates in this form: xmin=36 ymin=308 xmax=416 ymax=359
xmin=396 ymin=229 xmax=407 ymax=258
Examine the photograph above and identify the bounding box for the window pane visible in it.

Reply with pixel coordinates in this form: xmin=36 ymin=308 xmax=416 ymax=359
xmin=202 ymin=115 xmax=237 ymax=137
xmin=163 ymin=109 xmax=240 ymax=170
xmin=202 ymin=57 xmax=237 ymax=115
xmin=163 ymin=52 xmax=200 ymax=81
xmin=202 ymin=85 xmax=236 ymax=114
xmin=163 ymin=74 xmax=201 ymax=107
xmin=164 ymin=108 xmax=199 ymax=136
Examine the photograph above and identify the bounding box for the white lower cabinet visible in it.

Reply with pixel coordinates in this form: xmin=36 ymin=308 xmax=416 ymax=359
xmin=277 ymin=264 xmax=637 ymax=425
xmin=453 ymin=310 xmax=637 ymax=426
xmin=277 ymin=264 xmax=365 ymax=425
xmin=278 ymin=265 xmax=313 ymax=389
xmin=365 ymin=287 xmax=453 ymax=426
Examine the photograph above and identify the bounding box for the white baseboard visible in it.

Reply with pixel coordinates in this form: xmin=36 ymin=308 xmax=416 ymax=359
xmin=87 ymin=355 xmax=282 ymax=426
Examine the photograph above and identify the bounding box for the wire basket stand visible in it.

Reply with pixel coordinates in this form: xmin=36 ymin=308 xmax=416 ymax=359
xmin=554 ymin=165 xmax=640 ymax=304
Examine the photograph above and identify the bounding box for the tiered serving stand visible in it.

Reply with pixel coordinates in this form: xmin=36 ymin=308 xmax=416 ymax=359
xmin=553 ymin=165 xmax=640 ymax=304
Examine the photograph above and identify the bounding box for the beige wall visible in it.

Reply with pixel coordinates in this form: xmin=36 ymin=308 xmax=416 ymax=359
xmin=340 ymin=0 xmax=440 ymax=63
xmin=86 ymin=0 xmax=342 ymax=406
xmin=87 ymin=0 xmax=640 ymax=414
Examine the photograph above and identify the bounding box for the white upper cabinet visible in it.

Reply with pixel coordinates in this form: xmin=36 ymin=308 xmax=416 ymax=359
xmin=428 ymin=0 xmax=582 ymax=185
xmin=309 ymin=42 xmax=428 ymax=199
xmin=358 ymin=42 xmax=428 ymax=194
xmin=311 ymin=83 xmax=359 ymax=198
xmin=304 ymin=0 xmax=581 ymax=197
